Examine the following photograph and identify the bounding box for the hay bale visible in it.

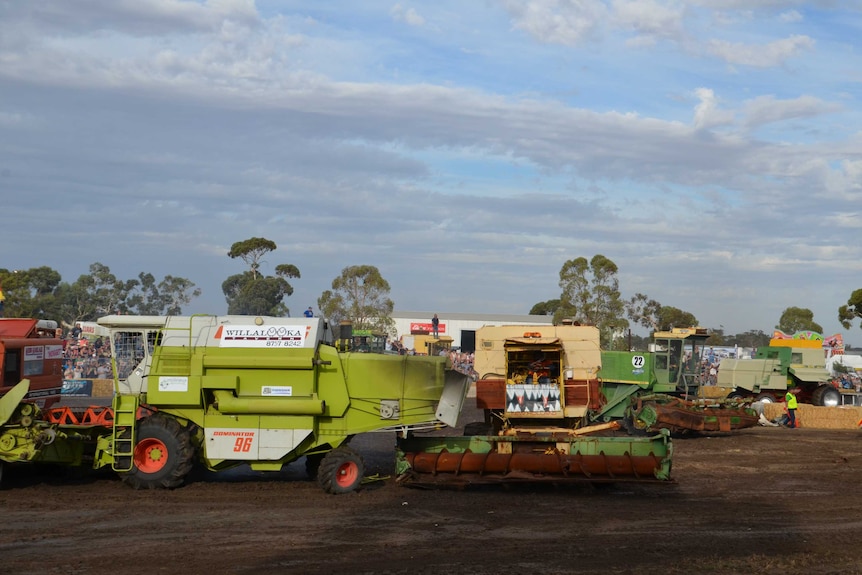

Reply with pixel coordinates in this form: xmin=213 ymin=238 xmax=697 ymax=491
xmin=91 ymin=378 xmax=114 ymax=397
xmin=699 ymin=386 xmax=731 ymax=399
xmin=762 ymin=402 xmax=862 ymax=429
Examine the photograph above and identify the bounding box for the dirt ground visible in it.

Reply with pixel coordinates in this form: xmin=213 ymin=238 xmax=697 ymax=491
xmin=3 ymin=412 xmax=862 ymax=575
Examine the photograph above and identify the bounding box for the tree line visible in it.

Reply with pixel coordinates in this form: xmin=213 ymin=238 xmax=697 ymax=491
xmin=2 ymin=241 xmax=860 ymax=349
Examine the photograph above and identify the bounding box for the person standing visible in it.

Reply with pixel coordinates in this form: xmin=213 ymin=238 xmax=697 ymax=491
xmin=431 ymin=314 xmax=440 ymax=338
xmin=785 ymin=387 xmax=799 ymax=428
xmin=304 ymin=307 xmax=314 ymax=318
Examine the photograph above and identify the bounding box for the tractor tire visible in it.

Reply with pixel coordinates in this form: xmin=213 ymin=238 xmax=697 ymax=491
xmin=305 ymin=453 xmax=324 ymax=480
xmin=754 ymin=393 xmax=776 ymax=404
xmin=812 ymin=385 xmax=840 ymax=407
xmin=121 ymin=414 xmax=195 ymax=490
xmin=317 ymin=446 xmax=365 ymax=494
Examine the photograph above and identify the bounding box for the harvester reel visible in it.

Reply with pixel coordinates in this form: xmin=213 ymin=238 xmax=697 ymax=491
xmin=121 ymin=414 xmax=195 ymax=490
xmin=317 ymin=446 xmax=365 ymax=494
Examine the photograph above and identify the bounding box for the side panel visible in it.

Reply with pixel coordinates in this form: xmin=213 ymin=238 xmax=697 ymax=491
xmin=600 ymin=351 xmax=653 ymax=387
xmin=717 ymin=358 xmax=788 ymax=392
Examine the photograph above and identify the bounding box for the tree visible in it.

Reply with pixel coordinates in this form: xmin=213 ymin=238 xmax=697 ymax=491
xmin=529 ymin=299 xmax=561 ymax=316
xmin=227 ymin=237 xmax=278 ymax=280
xmin=838 ymin=289 xmax=862 ymax=331
xmin=318 ymin=265 xmax=394 ymax=333
xmin=223 ymin=238 xmax=300 ymax=315
xmin=0 ymin=267 xmax=62 ymax=319
xmin=656 ymin=306 xmax=698 ymax=332
xmin=126 ymin=273 xmax=202 ymax=316
xmin=626 ymin=293 xmax=661 ymax=332
xmin=724 ymin=329 xmax=771 ymax=349
xmin=557 ymin=254 xmax=628 ymax=347
xmin=705 ymin=328 xmax=725 ymax=346
xmin=776 ymin=306 xmax=822 ymax=335
xmin=1 ymin=263 xmax=200 ymax=327
xmin=75 ymin=263 xmax=139 ymax=317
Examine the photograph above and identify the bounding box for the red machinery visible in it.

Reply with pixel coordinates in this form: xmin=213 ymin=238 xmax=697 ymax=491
xmin=0 ymin=318 xmax=64 ymax=409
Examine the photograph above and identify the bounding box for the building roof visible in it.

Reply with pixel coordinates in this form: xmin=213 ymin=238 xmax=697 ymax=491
xmin=391 ymin=311 xmax=554 ymax=324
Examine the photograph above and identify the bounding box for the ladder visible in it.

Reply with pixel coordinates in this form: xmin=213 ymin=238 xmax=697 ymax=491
xmin=111 ymin=394 xmax=139 ymax=472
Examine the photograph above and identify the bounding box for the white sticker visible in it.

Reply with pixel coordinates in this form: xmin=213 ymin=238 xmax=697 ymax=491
xmin=158 ymin=376 xmax=189 ymax=392
xmin=24 ymin=345 xmax=45 ymax=361
xmin=261 ymin=386 xmax=293 ymax=396
xmin=45 ymin=344 xmax=64 ymax=360
xmin=206 ymin=428 xmax=258 ymax=459
xmin=217 ymin=325 xmax=307 ymax=348
xmin=631 ymin=355 xmax=645 ymax=368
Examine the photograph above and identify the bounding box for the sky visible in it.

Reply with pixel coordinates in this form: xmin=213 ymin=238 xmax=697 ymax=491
xmin=1 ymin=0 xmax=861 ymax=342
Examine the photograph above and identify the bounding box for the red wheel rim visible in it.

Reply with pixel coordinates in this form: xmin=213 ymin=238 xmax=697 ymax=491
xmin=335 ymin=461 xmax=359 ymax=488
xmin=134 ymin=438 xmax=168 ymax=473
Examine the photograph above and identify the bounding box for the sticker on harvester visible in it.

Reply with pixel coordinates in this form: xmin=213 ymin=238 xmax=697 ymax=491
xmin=215 ymin=325 xmax=308 ymax=348
xmin=158 ymin=376 xmax=189 ymax=392
xmin=45 ymin=344 xmax=64 ymax=360
xmin=206 ymin=428 xmax=258 ymax=459
xmin=261 ymin=386 xmax=293 ymax=396
xmin=24 ymin=345 xmax=45 ymax=361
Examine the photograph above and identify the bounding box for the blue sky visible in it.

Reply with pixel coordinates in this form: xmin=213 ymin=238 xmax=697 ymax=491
xmin=1 ymin=1 xmax=860 ymax=341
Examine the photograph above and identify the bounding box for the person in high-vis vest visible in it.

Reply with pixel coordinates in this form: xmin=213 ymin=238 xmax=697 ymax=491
xmin=785 ymin=388 xmax=799 ymax=428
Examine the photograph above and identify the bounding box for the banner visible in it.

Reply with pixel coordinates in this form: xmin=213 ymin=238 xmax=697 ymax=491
xmin=409 ymin=322 xmax=446 ymax=334
xmin=61 ymin=379 xmax=93 ymax=397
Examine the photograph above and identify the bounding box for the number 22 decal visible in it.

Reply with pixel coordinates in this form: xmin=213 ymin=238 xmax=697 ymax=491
xmin=632 ymin=355 xmax=645 ymax=368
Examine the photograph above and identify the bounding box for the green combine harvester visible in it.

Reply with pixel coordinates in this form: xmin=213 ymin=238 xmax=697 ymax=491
xmin=0 ymin=315 xmax=676 ymax=491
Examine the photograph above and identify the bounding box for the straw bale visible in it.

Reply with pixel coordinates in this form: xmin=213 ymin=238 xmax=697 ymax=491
xmin=763 ymin=402 xmax=862 ymax=429
xmin=91 ymin=378 xmax=114 ymax=397
xmin=699 ymin=386 xmax=730 ymax=399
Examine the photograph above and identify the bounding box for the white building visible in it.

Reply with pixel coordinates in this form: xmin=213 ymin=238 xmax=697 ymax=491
xmin=391 ymin=311 xmax=553 ymax=352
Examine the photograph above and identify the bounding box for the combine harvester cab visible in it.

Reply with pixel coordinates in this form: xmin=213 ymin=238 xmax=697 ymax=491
xmin=597 ymin=327 xmax=758 ymax=434
xmin=396 ymin=325 xmax=674 ymax=488
xmin=81 ymin=314 xmax=470 ymax=493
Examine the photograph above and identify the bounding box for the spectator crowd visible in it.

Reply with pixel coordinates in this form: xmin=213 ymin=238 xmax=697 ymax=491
xmin=56 ymin=324 xmax=113 ymax=381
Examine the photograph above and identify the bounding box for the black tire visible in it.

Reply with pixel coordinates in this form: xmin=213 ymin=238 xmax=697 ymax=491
xmin=317 ymin=446 xmax=365 ymax=494
xmin=305 ymin=453 xmax=324 ymax=479
xmin=121 ymin=414 xmax=195 ymax=490
xmin=813 ymin=385 xmax=840 ymax=407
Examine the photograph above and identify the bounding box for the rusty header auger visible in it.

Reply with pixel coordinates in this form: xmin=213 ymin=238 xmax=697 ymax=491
xmin=395 ymin=426 xmax=673 ymax=488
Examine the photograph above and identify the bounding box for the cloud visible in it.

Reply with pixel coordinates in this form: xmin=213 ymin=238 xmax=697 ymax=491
xmin=706 ymin=34 xmax=814 ymax=67
xmin=391 ymin=4 xmax=426 ymax=27
xmin=779 ymin=9 xmax=803 ymax=23
xmin=692 ymin=88 xmax=735 ymax=130
xmin=0 ymin=1 xmax=860 ymax=339
xmin=503 ymin=0 xmax=609 ymax=46
xmin=611 ymin=0 xmax=685 ymax=46
xmin=0 ymin=0 xmax=260 ymax=37
xmin=742 ymin=95 xmax=842 ymax=128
